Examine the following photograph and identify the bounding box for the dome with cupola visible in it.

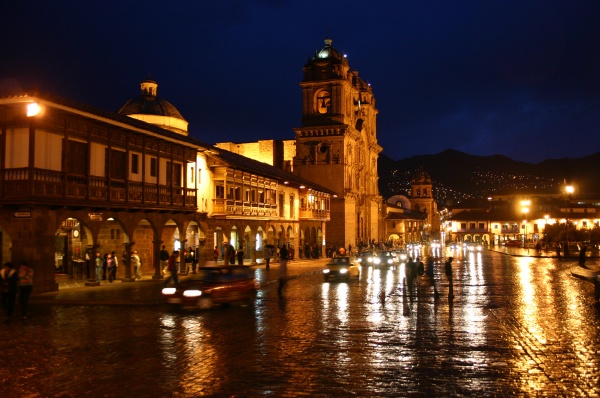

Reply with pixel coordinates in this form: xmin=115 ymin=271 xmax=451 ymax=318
xmin=119 ymin=78 xmax=188 ymax=136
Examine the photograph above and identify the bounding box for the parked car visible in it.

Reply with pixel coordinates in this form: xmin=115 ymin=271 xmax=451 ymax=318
xmin=503 ymin=240 xmax=522 ymax=247
xmin=372 ymin=251 xmax=399 ymax=266
xmin=322 ymin=256 xmax=360 ymax=282
xmin=162 ymin=265 xmax=260 ymax=309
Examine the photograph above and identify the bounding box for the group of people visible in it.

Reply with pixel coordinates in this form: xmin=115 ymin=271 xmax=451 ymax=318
xmin=0 ymin=261 xmax=34 ymax=323
xmin=94 ymin=250 xmax=143 ymax=283
xmin=402 ymin=256 xmax=454 ymax=300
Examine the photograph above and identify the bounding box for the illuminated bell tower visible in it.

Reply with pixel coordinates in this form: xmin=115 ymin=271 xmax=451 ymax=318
xmin=293 ymin=38 xmax=382 ymax=248
xmin=410 ymin=168 xmax=439 ymax=241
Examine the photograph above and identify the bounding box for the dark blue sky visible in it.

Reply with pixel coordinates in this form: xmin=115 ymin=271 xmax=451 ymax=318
xmin=2 ymin=1 xmax=600 ymax=163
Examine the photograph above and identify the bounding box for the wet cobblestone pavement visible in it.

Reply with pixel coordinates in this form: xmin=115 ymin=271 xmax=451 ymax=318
xmin=1 ymin=249 xmax=600 ymax=397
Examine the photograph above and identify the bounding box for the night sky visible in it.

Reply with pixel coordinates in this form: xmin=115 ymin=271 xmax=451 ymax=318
xmin=2 ymin=1 xmax=600 ymax=163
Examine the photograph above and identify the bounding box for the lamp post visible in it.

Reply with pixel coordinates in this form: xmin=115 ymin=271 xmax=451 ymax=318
xmin=521 ymin=200 xmax=530 ymax=250
xmin=565 ymin=185 xmax=574 ymax=257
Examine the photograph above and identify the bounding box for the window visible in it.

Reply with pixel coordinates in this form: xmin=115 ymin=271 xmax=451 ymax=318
xmin=166 ymin=162 xmax=182 ymax=187
xmin=65 ymin=140 xmax=88 ymax=175
xmin=131 ymin=154 xmax=139 ymax=174
xmin=279 ymin=192 xmax=285 ymax=216
xmin=190 ymin=166 xmax=194 ymax=183
xmin=478 ymin=223 xmax=485 ymax=230
xmin=215 ymin=184 xmax=224 ymax=198
xmin=150 ymin=158 xmax=157 ymax=177
xmin=461 ymin=223 xmax=467 ymax=230
xmin=289 ymin=195 xmax=295 ymax=218
xmin=105 ymin=149 xmax=127 ymax=180
xmin=469 ymin=223 xmax=476 ymax=230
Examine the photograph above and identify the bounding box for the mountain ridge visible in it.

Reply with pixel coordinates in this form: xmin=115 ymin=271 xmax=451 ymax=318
xmin=378 ymin=149 xmax=600 ymax=204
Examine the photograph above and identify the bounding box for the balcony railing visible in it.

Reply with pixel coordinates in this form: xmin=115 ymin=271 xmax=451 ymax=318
xmin=1 ymin=168 xmax=196 ymax=210
xmin=501 ymin=227 xmax=520 ymax=234
xmin=299 ymin=207 xmax=330 ymax=220
xmin=213 ymin=198 xmax=278 ymax=217
xmin=455 ymin=228 xmax=489 ymax=233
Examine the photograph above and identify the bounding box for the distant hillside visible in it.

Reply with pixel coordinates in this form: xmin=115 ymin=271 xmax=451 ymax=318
xmin=378 ymin=149 xmax=600 ymax=204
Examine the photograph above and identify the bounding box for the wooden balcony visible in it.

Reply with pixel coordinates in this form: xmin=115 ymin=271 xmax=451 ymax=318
xmin=212 ymin=198 xmax=278 ymax=217
xmin=299 ymin=207 xmax=330 ymax=220
xmin=501 ymin=227 xmax=520 ymax=234
xmin=1 ymin=168 xmax=196 ymax=211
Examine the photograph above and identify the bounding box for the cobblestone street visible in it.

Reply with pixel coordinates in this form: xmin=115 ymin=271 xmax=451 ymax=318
xmin=1 ymin=249 xmax=600 ymax=397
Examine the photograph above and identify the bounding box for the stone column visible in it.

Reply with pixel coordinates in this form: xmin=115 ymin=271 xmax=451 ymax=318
xmin=152 ymin=239 xmax=163 ymax=280
xmin=122 ymin=242 xmax=135 ymax=282
xmin=85 ymin=244 xmax=100 ymax=286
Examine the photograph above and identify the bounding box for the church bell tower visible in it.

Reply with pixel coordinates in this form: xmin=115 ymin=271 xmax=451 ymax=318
xmin=293 ymin=38 xmax=382 ymax=249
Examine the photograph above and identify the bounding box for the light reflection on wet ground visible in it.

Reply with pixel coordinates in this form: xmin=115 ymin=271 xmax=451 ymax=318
xmin=1 ymin=250 xmax=600 ymax=397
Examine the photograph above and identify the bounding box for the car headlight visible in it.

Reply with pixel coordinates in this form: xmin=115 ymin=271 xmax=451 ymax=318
xmin=387 ymin=259 xmax=393 ymax=264
xmin=323 ymin=269 xmax=330 ymax=274
xmin=368 ymin=257 xmax=374 ymax=263
xmin=162 ymin=287 xmax=176 ymax=295
xmin=339 ymin=268 xmax=348 ymax=274
xmin=373 ymin=258 xmax=381 ymax=264
xmin=400 ymin=254 xmax=407 ymax=260
xmin=183 ymin=290 xmax=202 ymax=297
xmin=358 ymin=258 xmax=363 ymax=263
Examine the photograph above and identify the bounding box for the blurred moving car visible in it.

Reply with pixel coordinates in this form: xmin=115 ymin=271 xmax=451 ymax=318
xmin=357 ymin=250 xmax=376 ymax=266
xmin=502 ymin=240 xmax=521 ymax=247
xmin=373 ymin=251 xmax=399 ymax=266
xmin=322 ymin=256 xmax=360 ymax=282
xmin=466 ymin=243 xmax=483 ymax=251
xmin=394 ymin=249 xmax=408 ymax=262
xmin=162 ymin=265 xmax=259 ymax=309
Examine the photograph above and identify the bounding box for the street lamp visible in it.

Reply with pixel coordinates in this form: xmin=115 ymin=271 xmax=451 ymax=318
xmin=521 ymin=200 xmax=530 ymax=249
xmin=565 ymin=185 xmax=574 ymax=256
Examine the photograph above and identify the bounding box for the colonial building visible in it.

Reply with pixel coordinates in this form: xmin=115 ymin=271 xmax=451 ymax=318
xmin=0 ymin=78 xmax=333 ymax=293
xmin=218 ymin=38 xmax=382 ymax=249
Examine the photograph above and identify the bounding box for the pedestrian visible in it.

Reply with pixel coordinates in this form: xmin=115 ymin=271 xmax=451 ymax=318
xmin=131 ymin=250 xmax=142 ymax=279
xmin=265 ymin=245 xmax=273 ymax=270
xmin=405 ymin=258 xmax=417 ymax=296
xmin=445 ymin=257 xmax=454 ymax=300
xmin=191 ymin=249 xmax=198 ymax=274
xmin=95 ymin=252 xmax=103 ymax=283
xmin=278 ymin=244 xmax=289 ymax=295
xmin=425 ymin=256 xmax=439 ymax=298
xmin=0 ymin=262 xmax=18 ymax=324
xmin=417 ymin=258 xmax=425 ymax=287
xmin=164 ymin=251 xmax=179 ymax=286
xmin=111 ymin=251 xmax=118 ymax=281
xmin=18 ymin=261 xmax=34 ymax=319
xmin=106 ymin=253 xmax=116 ymax=283
xmin=160 ymin=245 xmax=170 ymax=276
xmin=236 ymin=247 xmax=245 ymax=265
xmin=579 ymin=245 xmax=587 ymax=268
xmin=184 ymin=250 xmax=194 ymax=274
xmin=102 ymin=253 xmax=108 ymax=280
xmin=213 ymin=246 xmax=220 ymax=264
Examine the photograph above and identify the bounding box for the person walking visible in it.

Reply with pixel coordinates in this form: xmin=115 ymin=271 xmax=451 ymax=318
xmin=236 ymin=247 xmax=245 ymax=266
xmin=425 ymin=256 xmax=439 ymax=298
xmin=579 ymin=245 xmax=587 ymax=268
xmin=405 ymin=258 xmax=417 ymax=296
xmin=95 ymin=252 xmax=103 ymax=283
xmin=0 ymin=262 xmax=18 ymax=324
xmin=18 ymin=261 xmax=34 ymax=319
xmin=278 ymin=244 xmax=289 ymax=295
xmin=164 ymin=251 xmax=179 ymax=286
xmin=445 ymin=257 xmax=454 ymax=300
xmin=131 ymin=250 xmax=142 ymax=279
xmin=213 ymin=246 xmax=220 ymax=264
xmin=111 ymin=251 xmax=118 ymax=281
xmin=106 ymin=253 xmax=115 ymax=283
xmin=160 ymin=245 xmax=169 ymax=276
xmin=264 ymin=245 xmax=273 ymax=270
